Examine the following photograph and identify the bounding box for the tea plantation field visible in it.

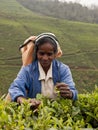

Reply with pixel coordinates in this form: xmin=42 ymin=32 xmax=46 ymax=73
xmin=0 ymin=0 xmax=98 ymax=96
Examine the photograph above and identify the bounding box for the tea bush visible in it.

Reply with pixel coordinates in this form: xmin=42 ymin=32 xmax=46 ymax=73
xmin=0 ymin=87 xmax=98 ymax=130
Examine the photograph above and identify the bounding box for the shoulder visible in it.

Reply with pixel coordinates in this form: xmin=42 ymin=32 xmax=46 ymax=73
xmin=21 ymin=60 xmax=38 ymax=71
xmin=53 ymin=60 xmax=72 ymax=77
xmin=53 ymin=59 xmax=69 ymax=70
xmin=18 ymin=61 xmax=39 ymax=78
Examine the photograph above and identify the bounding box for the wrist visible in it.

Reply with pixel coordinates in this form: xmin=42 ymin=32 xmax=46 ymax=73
xmin=17 ymin=96 xmax=26 ymax=104
xmin=70 ymin=91 xmax=73 ymax=99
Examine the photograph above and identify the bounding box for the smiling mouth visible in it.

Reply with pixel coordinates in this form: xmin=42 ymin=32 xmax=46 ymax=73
xmin=41 ymin=61 xmax=50 ymax=65
xmin=43 ymin=62 xmax=49 ymax=64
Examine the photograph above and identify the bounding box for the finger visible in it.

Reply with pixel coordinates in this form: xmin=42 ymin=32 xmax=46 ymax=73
xmin=60 ymin=93 xmax=70 ymax=98
xmin=21 ymin=42 xmax=34 ymax=54
xmin=60 ymin=91 xmax=73 ymax=99
xmin=29 ymin=36 xmax=36 ymax=41
xmin=56 ymin=82 xmax=68 ymax=86
xmin=24 ymin=36 xmax=36 ymax=44
xmin=58 ymin=86 xmax=70 ymax=91
xmin=26 ymin=42 xmax=35 ymax=55
xmin=23 ymin=36 xmax=33 ymax=44
xmin=60 ymin=90 xmax=70 ymax=95
xmin=27 ymin=41 xmax=35 ymax=49
xmin=30 ymin=99 xmax=41 ymax=106
xmin=20 ymin=36 xmax=36 ymax=51
xmin=34 ymin=100 xmax=41 ymax=105
xmin=56 ymin=83 xmax=68 ymax=88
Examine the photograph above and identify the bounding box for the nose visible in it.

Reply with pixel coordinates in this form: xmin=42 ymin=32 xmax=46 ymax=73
xmin=43 ymin=54 xmax=48 ymax=60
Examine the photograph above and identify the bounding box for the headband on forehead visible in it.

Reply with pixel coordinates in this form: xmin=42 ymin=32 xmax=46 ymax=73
xmin=35 ymin=32 xmax=59 ymax=46
xmin=19 ymin=32 xmax=59 ymax=51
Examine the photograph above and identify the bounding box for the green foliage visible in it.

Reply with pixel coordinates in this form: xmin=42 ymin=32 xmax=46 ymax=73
xmin=0 ymin=88 xmax=98 ymax=129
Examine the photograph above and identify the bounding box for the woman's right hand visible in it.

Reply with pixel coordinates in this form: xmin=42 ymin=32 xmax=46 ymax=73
xmin=21 ymin=36 xmax=36 ymax=66
xmin=17 ymin=96 xmax=41 ymax=110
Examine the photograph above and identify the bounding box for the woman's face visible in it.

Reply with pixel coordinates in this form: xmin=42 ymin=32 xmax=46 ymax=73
xmin=37 ymin=42 xmax=56 ymax=70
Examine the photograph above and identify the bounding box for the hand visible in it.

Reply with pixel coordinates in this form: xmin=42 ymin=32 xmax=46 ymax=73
xmin=29 ymin=98 xmax=41 ymax=110
xmin=21 ymin=36 xmax=36 ymax=66
xmin=17 ymin=97 xmax=41 ymax=109
xmin=56 ymin=83 xmax=73 ymax=99
xmin=5 ymin=93 xmax=11 ymax=102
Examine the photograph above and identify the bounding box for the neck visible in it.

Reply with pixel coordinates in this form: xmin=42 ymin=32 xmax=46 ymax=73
xmin=42 ymin=66 xmax=50 ymax=75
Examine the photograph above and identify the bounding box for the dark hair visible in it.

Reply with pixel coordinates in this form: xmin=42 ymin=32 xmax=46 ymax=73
xmin=35 ymin=37 xmax=58 ymax=54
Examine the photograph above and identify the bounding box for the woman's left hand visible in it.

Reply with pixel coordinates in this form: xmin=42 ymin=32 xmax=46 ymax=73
xmin=56 ymin=83 xmax=73 ymax=99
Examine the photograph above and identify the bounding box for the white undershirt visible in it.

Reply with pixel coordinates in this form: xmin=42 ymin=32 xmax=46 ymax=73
xmin=38 ymin=62 xmax=57 ymax=99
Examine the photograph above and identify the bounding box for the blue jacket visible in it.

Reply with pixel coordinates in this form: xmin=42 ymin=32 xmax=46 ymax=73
xmin=9 ymin=60 xmax=78 ymax=101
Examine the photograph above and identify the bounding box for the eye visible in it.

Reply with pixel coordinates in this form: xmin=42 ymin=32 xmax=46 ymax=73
xmin=39 ymin=52 xmax=45 ymax=56
xmin=38 ymin=51 xmax=54 ymax=56
xmin=47 ymin=52 xmax=54 ymax=56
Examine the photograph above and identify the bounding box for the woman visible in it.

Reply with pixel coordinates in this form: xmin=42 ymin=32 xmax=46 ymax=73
xmin=8 ymin=33 xmax=78 ymax=107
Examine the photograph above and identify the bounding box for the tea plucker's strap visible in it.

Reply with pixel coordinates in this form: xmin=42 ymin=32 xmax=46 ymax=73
xmin=19 ymin=32 xmax=62 ymax=58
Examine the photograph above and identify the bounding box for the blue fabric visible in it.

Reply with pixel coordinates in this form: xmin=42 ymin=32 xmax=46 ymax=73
xmin=9 ymin=60 xmax=78 ymax=101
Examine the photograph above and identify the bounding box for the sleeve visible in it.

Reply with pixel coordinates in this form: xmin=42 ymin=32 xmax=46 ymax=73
xmin=8 ymin=66 xmax=30 ymax=101
xmin=59 ymin=64 xmax=78 ymax=100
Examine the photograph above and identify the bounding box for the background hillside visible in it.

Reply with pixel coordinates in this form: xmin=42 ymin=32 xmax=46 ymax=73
xmin=0 ymin=0 xmax=98 ymax=96
xmin=17 ymin=0 xmax=98 ymax=24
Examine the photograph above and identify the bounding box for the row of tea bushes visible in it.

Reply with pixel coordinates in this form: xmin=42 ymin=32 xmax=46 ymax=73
xmin=0 ymin=86 xmax=98 ymax=130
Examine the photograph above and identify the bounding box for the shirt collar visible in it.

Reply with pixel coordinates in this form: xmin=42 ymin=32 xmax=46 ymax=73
xmin=38 ymin=62 xmax=52 ymax=81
